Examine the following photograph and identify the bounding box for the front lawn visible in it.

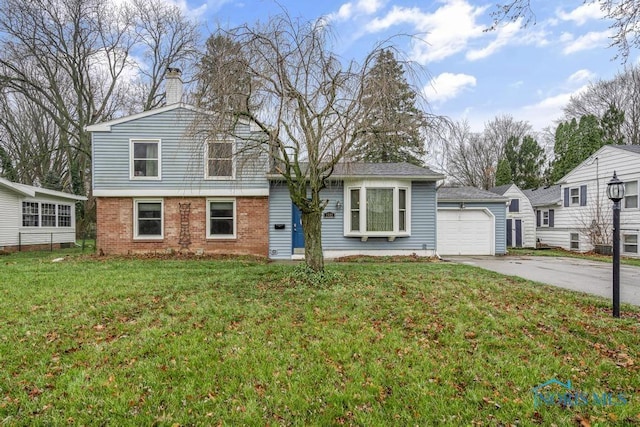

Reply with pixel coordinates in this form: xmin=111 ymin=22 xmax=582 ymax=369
xmin=508 ymin=247 xmax=640 ymax=267
xmin=0 ymin=253 xmax=638 ymax=425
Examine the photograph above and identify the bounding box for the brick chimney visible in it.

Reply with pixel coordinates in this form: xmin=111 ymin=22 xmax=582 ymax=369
xmin=165 ymin=68 xmax=183 ymax=105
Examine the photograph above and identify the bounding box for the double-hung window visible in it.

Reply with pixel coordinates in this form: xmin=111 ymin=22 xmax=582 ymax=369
xmin=207 ymin=199 xmax=236 ymax=238
xmin=22 ymin=202 xmax=39 ymax=227
xmin=134 ymin=200 xmax=163 ymax=239
xmin=570 ymin=188 xmax=580 ymax=205
xmin=624 ymin=234 xmax=638 ymax=254
xmin=131 ymin=139 xmax=160 ymax=179
xmin=345 ymin=181 xmax=410 ymax=239
xmin=58 ymin=205 xmax=72 ymax=227
xmin=624 ymin=181 xmax=638 ymax=209
xmin=206 ymin=138 xmax=234 ymax=179
xmin=41 ymin=203 xmax=57 ymax=227
xmin=570 ymin=233 xmax=580 ymax=250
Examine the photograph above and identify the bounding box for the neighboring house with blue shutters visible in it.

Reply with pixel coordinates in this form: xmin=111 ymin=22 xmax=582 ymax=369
xmin=490 ymin=184 xmax=536 ymax=248
xmin=522 ymin=185 xmax=562 ymax=249
xmin=437 ymin=187 xmax=508 ymax=256
xmin=0 ymin=177 xmax=86 ymax=252
xmin=521 ymin=145 xmax=640 ymax=257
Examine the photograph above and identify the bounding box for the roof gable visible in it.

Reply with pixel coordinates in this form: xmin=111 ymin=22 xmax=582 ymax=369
xmin=86 ymin=103 xmax=201 ymax=132
xmin=559 ymin=145 xmax=640 ymax=184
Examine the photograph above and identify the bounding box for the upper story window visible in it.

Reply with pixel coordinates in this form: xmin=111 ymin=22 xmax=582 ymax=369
xmin=509 ymin=198 xmax=520 ymax=213
xmin=131 ymin=139 xmax=160 ymax=180
xmin=134 ymin=199 xmax=163 ymax=239
xmin=345 ymin=180 xmax=410 ymax=239
xmin=564 ymin=185 xmax=587 ymax=207
xmin=22 ymin=202 xmax=39 ymax=227
xmin=624 ymin=181 xmax=638 ymax=209
xmin=536 ymin=209 xmax=554 ymax=228
xmin=206 ymin=138 xmax=234 ymax=179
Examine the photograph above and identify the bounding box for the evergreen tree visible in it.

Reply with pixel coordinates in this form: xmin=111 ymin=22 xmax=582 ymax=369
xmin=503 ymin=135 xmax=546 ymax=189
xmin=601 ymin=104 xmax=625 ymax=145
xmin=42 ymin=170 xmax=63 ymax=191
xmin=353 ymin=49 xmax=427 ymax=165
xmin=0 ymin=146 xmax=17 ymax=181
xmin=494 ymin=158 xmax=512 ymax=186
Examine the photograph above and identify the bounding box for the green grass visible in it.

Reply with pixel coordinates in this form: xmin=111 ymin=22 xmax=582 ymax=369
xmin=0 ymin=253 xmax=639 ymax=425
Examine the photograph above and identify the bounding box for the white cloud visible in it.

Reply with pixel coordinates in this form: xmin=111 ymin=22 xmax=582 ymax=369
xmin=466 ymin=20 xmax=521 ymax=61
xmin=365 ymin=1 xmax=487 ymax=63
xmin=567 ymin=69 xmax=595 ymax=84
xmin=425 ymin=72 xmax=477 ymax=103
xmin=563 ymin=30 xmax=612 ymax=54
xmin=557 ymin=2 xmax=605 ymax=25
xmin=519 ymin=84 xmax=590 ymax=129
xmin=328 ymin=0 xmax=384 ymax=21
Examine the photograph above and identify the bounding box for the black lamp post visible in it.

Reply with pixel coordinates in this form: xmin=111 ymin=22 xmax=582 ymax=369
xmin=607 ymin=171 xmax=625 ymax=318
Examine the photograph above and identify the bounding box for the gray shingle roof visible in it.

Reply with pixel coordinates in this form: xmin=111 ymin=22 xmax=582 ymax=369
xmin=611 ymin=145 xmax=640 ymax=155
xmin=488 ymin=184 xmax=513 ymax=196
xmin=268 ymin=162 xmax=445 ymax=180
xmin=522 ymin=184 xmax=561 ymax=207
xmin=438 ymin=186 xmax=509 ymax=202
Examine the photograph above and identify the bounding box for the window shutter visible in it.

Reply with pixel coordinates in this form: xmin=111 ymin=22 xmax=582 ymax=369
xmin=549 ymin=209 xmax=555 ymax=228
xmin=536 ymin=210 xmax=541 ymax=227
xmin=580 ymin=185 xmax=587 ymax=206
xmin=564 ymin=188 xmax=569 ymax=207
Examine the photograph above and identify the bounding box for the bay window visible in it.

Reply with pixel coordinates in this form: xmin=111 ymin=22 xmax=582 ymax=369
xmin=345 ymin=181 xmax=410 ymax=238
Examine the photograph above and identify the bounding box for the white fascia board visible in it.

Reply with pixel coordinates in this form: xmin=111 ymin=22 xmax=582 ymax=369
xmin=93 ymin=188 xmax=269 ymax=197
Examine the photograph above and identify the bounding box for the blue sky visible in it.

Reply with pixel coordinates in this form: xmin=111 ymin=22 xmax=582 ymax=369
xmin=180 ymin=0 xmax=628 ymax=132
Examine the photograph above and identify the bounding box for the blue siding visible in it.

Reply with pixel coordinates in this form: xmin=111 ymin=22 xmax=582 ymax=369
xmin=437 ymin=202 xmax=507 ymax=255
xmin=268 ymin=180 xmax=438 ymax=258
xmin=268 ymin=182 xmax=293 ymax=259
xmin=92 ymin=107 xmax=268 ymax=192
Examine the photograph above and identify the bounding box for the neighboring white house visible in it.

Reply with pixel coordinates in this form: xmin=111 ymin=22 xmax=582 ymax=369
xmin=522 ymin=185 xmax=562 ymax=248
xmin=490 ymin=184 xmax=536 ymax=248
xmin=524 ymin=145 xmax=640 ymax=257
xmin=0 ymin=178 xmax=86 ymax=252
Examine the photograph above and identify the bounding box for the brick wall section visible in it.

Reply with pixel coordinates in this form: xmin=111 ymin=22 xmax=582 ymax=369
xmin=96 ymin=197 xmax=269 ymax=257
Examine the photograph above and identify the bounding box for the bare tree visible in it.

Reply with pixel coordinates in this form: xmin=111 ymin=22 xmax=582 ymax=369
xmin=484 ymin=114 xmax=533 ymax=157
xmin=442 ymin=120 xmax=496 ymax=189
xmin=565 ymin=66 xmax=640 ymax=145
xmin=489 ymin=0 xmax=640 ymax=61
xmin=0 ymin=0 xmax=199 ymax=233
xmin=195 ymin=15 xmax=423 ymax=272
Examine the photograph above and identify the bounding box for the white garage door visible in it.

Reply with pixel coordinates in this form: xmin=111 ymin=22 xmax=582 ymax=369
xmin=437 ymin=209 xmax=494 ymax=255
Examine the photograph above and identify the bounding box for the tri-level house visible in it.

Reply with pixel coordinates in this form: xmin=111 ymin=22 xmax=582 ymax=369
xmin=89 ymin=70 xmax=508 ymax=259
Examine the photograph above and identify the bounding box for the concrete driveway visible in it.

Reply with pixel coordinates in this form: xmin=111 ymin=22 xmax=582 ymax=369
xmin=446 ymin=255 xmax=640 ymax=307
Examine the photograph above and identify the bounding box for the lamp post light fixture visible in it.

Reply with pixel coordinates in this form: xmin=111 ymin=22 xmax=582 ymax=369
xmin=607 ymin=171 xmax=625 ymax=318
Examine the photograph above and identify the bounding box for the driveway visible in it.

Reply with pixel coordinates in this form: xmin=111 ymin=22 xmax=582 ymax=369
xmin=447 ymin=255 xmax=640 ymax=307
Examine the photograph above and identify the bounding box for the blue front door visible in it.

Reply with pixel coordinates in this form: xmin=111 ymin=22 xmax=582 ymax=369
xmin=292 ymin=204 xmax=305 ymax=252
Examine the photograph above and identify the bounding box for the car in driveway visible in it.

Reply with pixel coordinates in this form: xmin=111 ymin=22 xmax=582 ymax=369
xmin=448 ymin=255 xmax=640 ymax=307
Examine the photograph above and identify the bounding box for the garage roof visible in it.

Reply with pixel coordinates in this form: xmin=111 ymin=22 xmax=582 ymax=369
xmin=438 ymin=186 xmax=508 ymax=203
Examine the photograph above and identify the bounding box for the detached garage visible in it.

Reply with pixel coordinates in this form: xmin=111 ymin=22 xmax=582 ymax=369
xmin=437 ymin=187 xmax=508 ymax=256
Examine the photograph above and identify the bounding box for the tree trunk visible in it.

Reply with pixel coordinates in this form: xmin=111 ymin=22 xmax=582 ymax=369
xmin=302 ymin=209 xmax=324 ymax=272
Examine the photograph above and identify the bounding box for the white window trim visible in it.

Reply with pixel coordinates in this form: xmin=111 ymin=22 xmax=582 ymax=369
xmin=58 ymin=204 xmax=73 ymax=228
xmin=206 ymin=198 xmax=237 ymax=239
xmin=624 ymin=180 xmax=638 ymax=210
xmin=542 ymin=210 xmax=550 ymax=227
xmin=204 ymin=138 xmax=236 ymax=180
xmin=623 ymin=233 xmax=638 ymax=254
xmin=130 ymin=139 xmax=162 ymax=181
xmin=569 ymin=187 xmax=580 ymax=206
xmin=343 ymin=179 xmax=411 ymax=239
xmin=569 ymin=232 xmax=580 ymax=251
xmin=133 ymin=199 xmax=164 ymax=240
